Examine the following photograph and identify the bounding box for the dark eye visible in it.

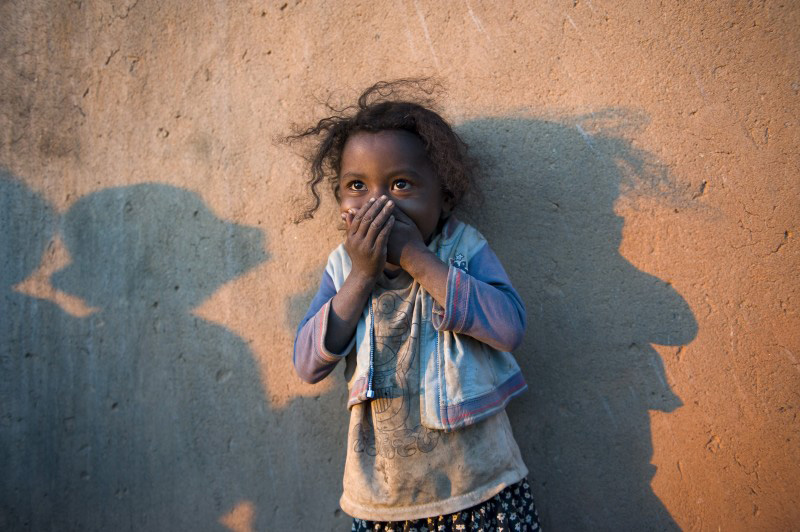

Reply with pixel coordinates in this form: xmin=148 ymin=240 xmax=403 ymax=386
xmin=393 ymin=179 xmax=410 ymax=191
xmin=347 ymin=180 xmax=366 ymax=191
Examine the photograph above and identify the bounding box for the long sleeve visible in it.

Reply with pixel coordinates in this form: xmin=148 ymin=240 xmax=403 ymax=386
xmin=293 ymin=270 xmax=355 ymax=383
xmin=431 ymin=242 xmax=526 ymax=352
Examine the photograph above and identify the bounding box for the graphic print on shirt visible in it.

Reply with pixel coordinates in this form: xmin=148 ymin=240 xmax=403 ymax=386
xmin=452 ymin=252 xmax=468 ymax=271
xmin=352 ymin=290 xmax=440 ymax=459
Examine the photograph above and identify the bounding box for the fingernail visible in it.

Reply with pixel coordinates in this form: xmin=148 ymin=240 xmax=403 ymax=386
xmin=380 ymin=195 xmax=387 ymax=201
xmin=369 ymin=197 xmax=376 ymax=203
xmin=386 ymin=200 xmax=393 ymax=206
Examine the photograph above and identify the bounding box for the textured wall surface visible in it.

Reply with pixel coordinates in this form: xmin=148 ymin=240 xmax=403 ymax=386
xmin=1 ymin=1 xmax=798 ymax=530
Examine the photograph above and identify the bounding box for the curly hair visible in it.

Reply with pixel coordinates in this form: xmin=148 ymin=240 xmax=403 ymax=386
xmin=287 ymin=79 xmax=479 ymax=221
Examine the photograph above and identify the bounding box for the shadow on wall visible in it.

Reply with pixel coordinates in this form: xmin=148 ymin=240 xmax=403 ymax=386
xmin=0 ymin=178 xmax=287 ymax=531
xmin=0 ymin=171 xmax=64 ymax=531
xmin=458 ymin=113 xmax=699 ymax=531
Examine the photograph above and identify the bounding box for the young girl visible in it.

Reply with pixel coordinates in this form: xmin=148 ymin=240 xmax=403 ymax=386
xmin=292 ymin=80 xmax=540 ymax=531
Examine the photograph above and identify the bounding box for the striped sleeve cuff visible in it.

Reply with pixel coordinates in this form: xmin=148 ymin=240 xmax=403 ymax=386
xmin=313 ymin=299 xmax=356 ymax=362
xmin=431 ymin=264 xmax=470 ymax=332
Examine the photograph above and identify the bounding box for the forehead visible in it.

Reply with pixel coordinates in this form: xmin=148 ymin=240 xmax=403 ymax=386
xmin=341 ymin=130 xmax=431 ymax=170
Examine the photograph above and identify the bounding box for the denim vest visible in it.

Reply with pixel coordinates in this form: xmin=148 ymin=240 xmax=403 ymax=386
xmin=325 ymin=219 xmax=527 ymax=432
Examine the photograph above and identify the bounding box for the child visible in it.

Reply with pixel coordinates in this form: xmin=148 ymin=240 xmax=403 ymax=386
xmin=292 ymin=80 xmax=540 ymax=531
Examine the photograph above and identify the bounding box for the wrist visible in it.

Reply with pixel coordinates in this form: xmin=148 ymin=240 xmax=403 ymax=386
xmin=346 ymin=269 xmax=379 ymax=291
xmin=398 ymin=242 xmax=433 ymax=273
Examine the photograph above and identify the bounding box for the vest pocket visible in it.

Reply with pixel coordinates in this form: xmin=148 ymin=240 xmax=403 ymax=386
xmin=439 ymin=332 xmax=498 ymax=404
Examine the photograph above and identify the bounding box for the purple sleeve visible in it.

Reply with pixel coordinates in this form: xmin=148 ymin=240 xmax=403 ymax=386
xmin=293 ymin=271 xmax=353 ymax=383
xmin=431 ymin=243 xmax=526 ymax=352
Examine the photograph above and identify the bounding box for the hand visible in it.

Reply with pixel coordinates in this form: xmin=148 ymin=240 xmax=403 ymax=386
xmin=385 ymin=207 xmax=449 ymax=308
xmin=386 ymin=206 xmax=426 ymax=267
xmin=343 ymin=196 xmax=395 ymax=282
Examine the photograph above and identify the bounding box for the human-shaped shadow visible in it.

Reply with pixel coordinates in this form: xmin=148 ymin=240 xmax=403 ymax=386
xmin=0 ymin=170 xmax=76 ymax=530
xmin=283 ymin=276 xmax=356 ymax=529
xmin=458 ymin=114 xmax=698 ymax=531
xmin=46 ymin=184 xmax=275 ymax=530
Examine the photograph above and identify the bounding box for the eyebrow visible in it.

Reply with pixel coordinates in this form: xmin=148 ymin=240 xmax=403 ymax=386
xmin=340 ymin=169 xmax=422 ymax=180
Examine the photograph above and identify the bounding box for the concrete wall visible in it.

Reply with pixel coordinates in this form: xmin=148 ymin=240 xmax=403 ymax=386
xmin=1 ymin=1 xmax=797 ymax=530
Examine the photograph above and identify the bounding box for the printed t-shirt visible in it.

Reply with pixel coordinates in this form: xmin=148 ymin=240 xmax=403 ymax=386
xmin=339 ymin=270 xmax=528 ymax=522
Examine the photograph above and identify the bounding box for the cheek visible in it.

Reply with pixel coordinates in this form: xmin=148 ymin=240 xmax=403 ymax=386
xmin=398 ymin=199 xmax=442 ymax=231
xmin=339 ymin=197 xmax=363 ymax=213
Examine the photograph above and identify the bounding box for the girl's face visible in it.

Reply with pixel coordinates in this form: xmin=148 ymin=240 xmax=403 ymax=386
xmin=338 ymin=130 xmax=448 ymax=243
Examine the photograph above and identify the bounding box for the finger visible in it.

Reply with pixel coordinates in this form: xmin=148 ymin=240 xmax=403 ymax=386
xmin=356 ymin=196 xmax=387 ymax=237
xmin=348 ymin=197 xmax=376 ymax=234
xmin=342 ymin=210 xmax=355 ymax=229
xmin=375 ymin=215 xmax=395 ymax=252
xmin=365 ymin=200 xmax=395 ymax=243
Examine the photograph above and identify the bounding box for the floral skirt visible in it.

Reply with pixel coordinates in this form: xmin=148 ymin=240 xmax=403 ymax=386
xmin=351 ymin=478 xmax=541 ymax=532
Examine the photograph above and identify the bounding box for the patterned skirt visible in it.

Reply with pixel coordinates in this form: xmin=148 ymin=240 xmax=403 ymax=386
xmin=351 ymin=478 xmax=541 ymax=532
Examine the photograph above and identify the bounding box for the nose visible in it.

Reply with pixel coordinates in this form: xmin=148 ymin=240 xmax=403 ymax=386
xmin=370 ymin=184 xmax=390 ymax=199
